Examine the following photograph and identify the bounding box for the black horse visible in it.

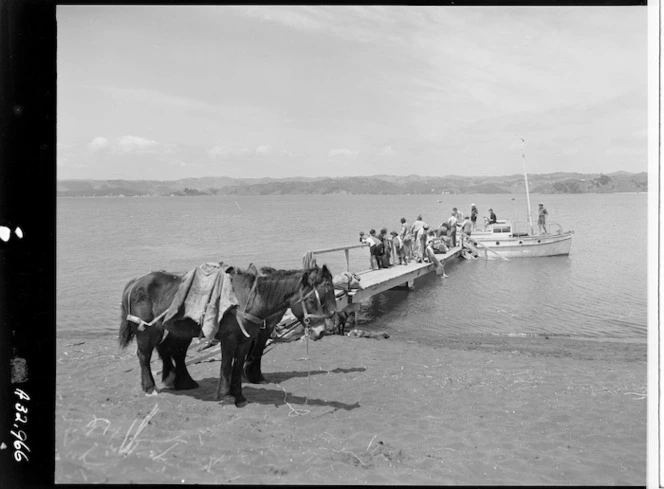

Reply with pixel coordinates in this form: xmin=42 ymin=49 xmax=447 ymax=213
xmin=119 ymin=264 xmax=336 ymax=406
xmin=242 ymin=266 xmax=336 ymax=384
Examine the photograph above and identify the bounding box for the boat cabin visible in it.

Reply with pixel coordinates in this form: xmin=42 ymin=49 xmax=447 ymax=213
xmin=484 ymin=220 xmax=530 ymax=238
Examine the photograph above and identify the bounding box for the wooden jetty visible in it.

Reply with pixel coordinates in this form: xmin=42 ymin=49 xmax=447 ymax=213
xmin=307 ymin=242 xmax=464 ymax=315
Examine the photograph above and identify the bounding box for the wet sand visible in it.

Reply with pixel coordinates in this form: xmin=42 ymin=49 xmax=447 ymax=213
xmin=55 ymin=332 xmax=646 ymax=485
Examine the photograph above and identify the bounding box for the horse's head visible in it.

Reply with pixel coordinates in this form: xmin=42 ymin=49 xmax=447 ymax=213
xmin=288 ymin=264 xmax=337 ymax=341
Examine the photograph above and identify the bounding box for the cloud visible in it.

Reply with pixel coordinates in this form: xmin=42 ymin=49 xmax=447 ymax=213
xmin=208 ymin=145 xmax=233 ymax=158
xmin=168 ymin=160 xmax=201 ymax=168
xmin=93 ymin=85 xmax=216 ymax=113
xmin=88 ymin=137 xmax=109 ymax=152
xmin=378 ymin=145 xmax=395 ymax=156
xmin=237 ymin=6 xmax=402 ymax=44
xmin=328 ymin=148 xmax=359 ymax=158
xmin=209 ymin=144 xmax=278 ymax=159
xmin=117 ymin=135 xmax=159 ymax=153
xmin=255 ymin=145 xmax=272 ymax=156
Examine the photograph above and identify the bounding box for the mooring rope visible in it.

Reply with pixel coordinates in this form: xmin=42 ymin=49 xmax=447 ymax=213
xmin=275 ymin=326 xmax=312 ymax=417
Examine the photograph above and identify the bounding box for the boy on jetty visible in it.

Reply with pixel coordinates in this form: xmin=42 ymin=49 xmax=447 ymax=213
xmin=390 ymin=231 xmax=407 ymax=265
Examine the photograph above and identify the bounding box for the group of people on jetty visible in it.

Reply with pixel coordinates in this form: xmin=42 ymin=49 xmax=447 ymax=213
xmin=358 ymin=204 xmax=506 ymax=277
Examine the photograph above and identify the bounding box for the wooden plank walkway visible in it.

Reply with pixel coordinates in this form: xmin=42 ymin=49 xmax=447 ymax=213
xmin=311 ymin=244 xmax=464 ymax=312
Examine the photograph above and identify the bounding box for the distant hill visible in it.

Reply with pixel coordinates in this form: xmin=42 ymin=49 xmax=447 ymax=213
xmin=57 ymin=171 xmax=648 ymax=197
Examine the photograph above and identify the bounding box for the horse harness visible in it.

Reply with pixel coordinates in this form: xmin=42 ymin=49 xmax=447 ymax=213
xmin=235 ymin=274 xmax=328 ymax=338
xmin=125 ymin=272 xmax=328 ymax=341
xmin=124 ymin=278 xmax=172 ymax=344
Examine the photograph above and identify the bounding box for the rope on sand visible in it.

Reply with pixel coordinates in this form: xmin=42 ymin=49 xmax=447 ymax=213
xmin=275 ymin=383 xmax=310 ymax=417
xmin=275 ymin=334 xmax=312 ymax=417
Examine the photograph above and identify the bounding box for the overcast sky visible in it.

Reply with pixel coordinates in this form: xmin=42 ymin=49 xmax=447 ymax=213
xmin=56 ymin=5 xmax=647 ymax=181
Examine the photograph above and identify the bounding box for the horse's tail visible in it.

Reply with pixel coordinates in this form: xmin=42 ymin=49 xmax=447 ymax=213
xmin=119 ymin=277 xmax=139 ymax=349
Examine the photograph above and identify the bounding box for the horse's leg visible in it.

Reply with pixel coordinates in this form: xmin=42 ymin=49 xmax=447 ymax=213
xmin=171 ymin=336 xmax=198 ymax=390
xmin=156 ymin=335 xmax=176 ymax=389
xmin=230 ymin=340 xmax=253 ymax=407
xmin=243 ymin=324 xmax=273 ymax=384
xmin=216 ymin=338 xmax=235 ymax=404
xmin=136 ymin=328 xmax=160 ymax=394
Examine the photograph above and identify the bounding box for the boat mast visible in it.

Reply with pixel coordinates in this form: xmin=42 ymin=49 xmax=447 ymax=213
xmin=520 ymin=137 xmax=534 ymax=234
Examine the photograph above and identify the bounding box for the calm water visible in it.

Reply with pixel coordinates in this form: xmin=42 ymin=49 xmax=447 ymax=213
xmin=57 ymin=193 xmax=647 ymax=343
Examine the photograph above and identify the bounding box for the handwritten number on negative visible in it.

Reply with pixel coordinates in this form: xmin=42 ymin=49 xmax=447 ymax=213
xmin=14 ymin=389 xmax=30 ymax=401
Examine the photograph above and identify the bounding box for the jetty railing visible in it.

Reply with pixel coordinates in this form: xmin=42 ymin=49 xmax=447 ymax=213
xmin=307 ymin=243 xmax=369 ymax=272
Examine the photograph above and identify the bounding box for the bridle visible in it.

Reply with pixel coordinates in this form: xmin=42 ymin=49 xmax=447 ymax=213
xmin=235 ymin=273 xmax=332 ymax=338
xmin=297 ymin=285 xmax=330 ymax=326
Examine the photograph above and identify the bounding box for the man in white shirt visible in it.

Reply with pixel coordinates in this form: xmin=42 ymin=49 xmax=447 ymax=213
xmin=360 ymin=230 xmax=380 ymax=269
xmin=409 ymin=215 xmax=427 ymax=262
xmin=446 ymin=211 xmax=458 ymax=247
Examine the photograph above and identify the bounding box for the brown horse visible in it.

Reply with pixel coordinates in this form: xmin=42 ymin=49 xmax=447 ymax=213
xmin=119 ymin=264 xmax=336 ymax=406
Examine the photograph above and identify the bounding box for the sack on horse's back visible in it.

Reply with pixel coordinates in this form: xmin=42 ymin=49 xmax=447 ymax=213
xmin=163 ymin=262 xmax=239 ymax=339
xmin=332 ymin=271 xmax=361 ymax=292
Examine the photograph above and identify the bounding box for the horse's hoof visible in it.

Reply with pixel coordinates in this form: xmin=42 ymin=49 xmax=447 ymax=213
xmin=218 ymin=395 xmax=236 ymax=405
xmin=161 ymin=372 xmax=176 ymax=389
xmin=145 ymin=389 xmax=159 ymax=397
xmin=235 ymin=398 xmax=248 ymax=408
xmin=244 ymin=374 xmax=268 ymax=385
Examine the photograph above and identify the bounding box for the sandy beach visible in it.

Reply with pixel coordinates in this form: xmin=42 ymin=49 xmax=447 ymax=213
xmin=55 ymin=331 xmax=646 ymax=485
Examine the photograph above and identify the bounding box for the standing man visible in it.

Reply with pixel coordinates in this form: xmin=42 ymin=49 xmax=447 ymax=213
xmin=487 ymin=208 xmax=497 ymax=227
xmin=460 ymin=214 xmax=472 ymax=241
xmin=446 ymin=210 xmax=458 ymax=248
xmin=399 ymin=217 xmax=412 ymax=264
xmin=410 ymin=215 xmax=427 ymax=263
xmin=360 ymin=229 xmax=381 ymax=270
xmin=470 ymin=204 xmax=478 ymax=231
xmin=538 ymin=203 xmax=548 ymax=234
xmin=379 ymin=228 xmax=391 ymax=267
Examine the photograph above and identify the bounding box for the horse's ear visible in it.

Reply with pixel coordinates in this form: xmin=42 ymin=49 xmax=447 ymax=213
xmin=225 ymin=266 xmax=235 ymax=274
xmin=321 ymin=264 xmax=332 ymax=279
xmin=301 ymin=270 xmax=311 ymax=288
xmin=247 ymin=263 xmax=258 ymax=275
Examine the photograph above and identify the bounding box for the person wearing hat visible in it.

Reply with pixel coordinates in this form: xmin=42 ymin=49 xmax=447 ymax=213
xmin=470 ymin=203 xmax=478 ymax=231
xmin=390 ymin=230 xmax=406 ymax=265
xmin=460 ymin=213 xmax=472 ymax=241
xmin=538 ymin=203 xmax=548 ymax=234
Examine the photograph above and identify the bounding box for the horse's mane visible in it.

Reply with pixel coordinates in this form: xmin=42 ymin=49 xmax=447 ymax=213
xmin=234 ymin=264 xmax=332 ymax=306
xmin=232 ymin=266 xmax=305 ymax=306
xmin=257 ymin=269 xmax=308 ymax=305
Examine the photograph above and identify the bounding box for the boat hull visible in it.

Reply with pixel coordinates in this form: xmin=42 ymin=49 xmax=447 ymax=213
xmin=466 ymin=232 xmax=573 ymax=259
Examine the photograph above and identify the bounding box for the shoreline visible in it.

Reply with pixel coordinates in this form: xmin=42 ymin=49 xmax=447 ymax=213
xmin=56 ymin=329 xmax=646 ymax=485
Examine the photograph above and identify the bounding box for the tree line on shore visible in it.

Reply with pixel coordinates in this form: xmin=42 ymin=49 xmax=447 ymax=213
xmin=57 ymin=171 xmax=647 ymax=197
